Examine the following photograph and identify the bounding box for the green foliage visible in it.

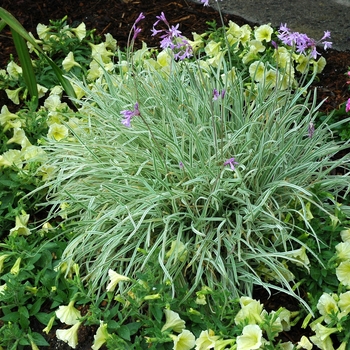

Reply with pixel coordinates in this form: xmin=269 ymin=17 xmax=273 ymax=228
xmin=35 ymin=50 xmax=350 ymax=312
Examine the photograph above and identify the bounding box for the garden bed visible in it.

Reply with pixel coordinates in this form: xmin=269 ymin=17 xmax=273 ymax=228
xmin=0 ymin=1 xmax=350 ymax=349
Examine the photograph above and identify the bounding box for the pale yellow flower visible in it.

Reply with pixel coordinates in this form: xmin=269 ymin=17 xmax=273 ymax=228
xmin=297 ymin=335 xmax=313 ymax=350
xmin=56 ymin=322 xmax=81 ymax=349
xmin=7 ymin=128 xmax=31 ymax=149
xmin=44 ymin=94 xmax=63 ymax=112
xmin=161 ymin=309 xmax=186 ymax=333
xmin=0 ymin=149 xmax=23 ymax=168
xmin=36 ymin=23 xmax=50 ymax=40
xmin=240 ymin=24 xmax=253 ymax=44
xmin=104 ymin=33 xmax=117 ymax=51
xmin=157 ymin=50 xmax=172 ymax=68
xmin=71 ymin=22 xmax=86 ymax=41
xmin=236 ymin=324 xmax=262 ymax=350
xmin=335 ymin=242 xmax=350 ymax=262
xmin=0 ymin=254 xmax=9 ymax=273
xmin=106 ymin=269 xmax=130 ymax=292
xmin=280 ymin=341 xmax=295 ymax=350
xmin=170 ymin=329 xmax=196 ymax=350
xmin=221 ymin=67 xmax=237 ymax=85
xmin=234 ymin=297 xmax=264 ymax=325
xmin=310 ymin=323 xmax=337 ymax=350
xmin=89 ymin=42 xmax=113 ymax=63
xmin=286 ymin=246 xmax=310 ymax=267
xmin=249 ymin=61 xmax=265 ymax=82
xmin=248 ymin=40 xmax=266 ymax=54
xmin=9 ymin=212 xmax=31 ymax=236
xmin=195 ymin=329 xmax=219 ymax=350
xmin=166 ymin=240 xmax=187 ymax=262
xmin=0 ymin=283 xmax=7 ymax=295
xmin=62 ymin=52 xmax=81 ymax=72
xmin=10 ymin=257 xmax=21 ymax=275
xmin=5 ymin=87 xmax=23 ymax=105
xmin=295 ymin=54 xmax=310 ymax=74
xmin=55 ymin=300 xmax=81 ymax=325
xmin=338 ymin=291 xmax=350 ymax=316
xmin=92 ymin=321 xmax=110 ymax=350
xmin=315 ymin=56 xmax=327 ymax=73
xmin=43 ymin=315 xmax=56 ymax=334
xmin=204 ymin=40 xmax=222 ymax=57
xmin=47 ymin=123 xmax=69 ymax=141
xmin=254 ymin=24 xmax=273 ymax=42
xmin=0 ymin=105 xmax=20 ymax=130
xmin=187 ymin=32 xmax=205 ymax=53
xmin=207 ymin=50 xmax=226 ymax=69
xmin=340 ymin=229 xmax=350 ymax=242
xmin=6 ymin=61 xmax=22 ymax=78
xmin=316 ymin=293 xmax=339 ymax=324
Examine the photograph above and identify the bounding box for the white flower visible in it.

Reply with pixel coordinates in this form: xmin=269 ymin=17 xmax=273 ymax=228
xmin=236 ymin=324 xmax=262 ymax=350
xmin=92 ymin=321 xmax=110 ymax=350
xmin=316 ymin=293 xmax=339 ymax=324
xmin=55 ymin=300 xmax=81 ymax=325
xmin=161 ymin=309 xmax=186 ymax=333
xmin=56 ymin=322 xmax=81 ymax=349
xmin=170 ymin=329 xmax=196 ymax=350
xmin=106 ymin=269 xmax=130 ymax=292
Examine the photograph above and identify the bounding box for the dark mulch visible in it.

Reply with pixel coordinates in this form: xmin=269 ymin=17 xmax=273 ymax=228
xmin=0 ymin=0 xmax=349 ymax=348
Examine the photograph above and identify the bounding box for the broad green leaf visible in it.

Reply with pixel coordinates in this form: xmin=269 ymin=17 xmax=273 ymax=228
xmin=11 ymin=29 xmax=38 ymax=108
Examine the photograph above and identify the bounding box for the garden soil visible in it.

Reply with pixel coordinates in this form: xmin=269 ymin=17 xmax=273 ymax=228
xmin=0 ymin=0 xmax=349 ymax=348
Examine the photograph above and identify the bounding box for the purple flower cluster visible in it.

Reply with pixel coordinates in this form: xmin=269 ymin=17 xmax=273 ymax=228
xmin=224 ymin=157 xmax=238 ymax=170
xmin=120 ymin=102 xmax=140 ymax=128
xmin=151 ymin=12 xmax=192 ymax=60
xmin=131 ymin=13 xmax=145 ymax=42
xmin=277 ymin=23 xmax=332 ymax=59
xmin=213 ymin=88 xmax=226 ymax=101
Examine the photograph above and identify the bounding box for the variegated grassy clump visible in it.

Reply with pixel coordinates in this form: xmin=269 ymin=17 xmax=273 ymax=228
xmin=35 ymin=51 xmax=349 ymax=309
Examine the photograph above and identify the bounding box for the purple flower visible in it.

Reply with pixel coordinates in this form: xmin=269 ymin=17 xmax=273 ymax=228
xmin=346 ymin=98 xmax=350 ymax=113
xmin=200 ymin=0 xmax=209 ymax=5
xmin=152 ymin=13 xmax=193 ymax=60
xmin=277 ymin=23 xmax=332 ymax=58
xmin=213 ymin=89 xmax=226 ymax=101
xmin=131 ymin=13 xmax=145 ymax=42
xmin=308 ymin=122 xmax=315 ymax=138
xmin=224 ymin=157 xmax=239 ymax=170
xmin=120 ymin=102 xmax=140 ymax=128
xmin=134 ymin=12 xmax=145 ymax=25
xmin=179 ymin=161 xmax=184 ymax=169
